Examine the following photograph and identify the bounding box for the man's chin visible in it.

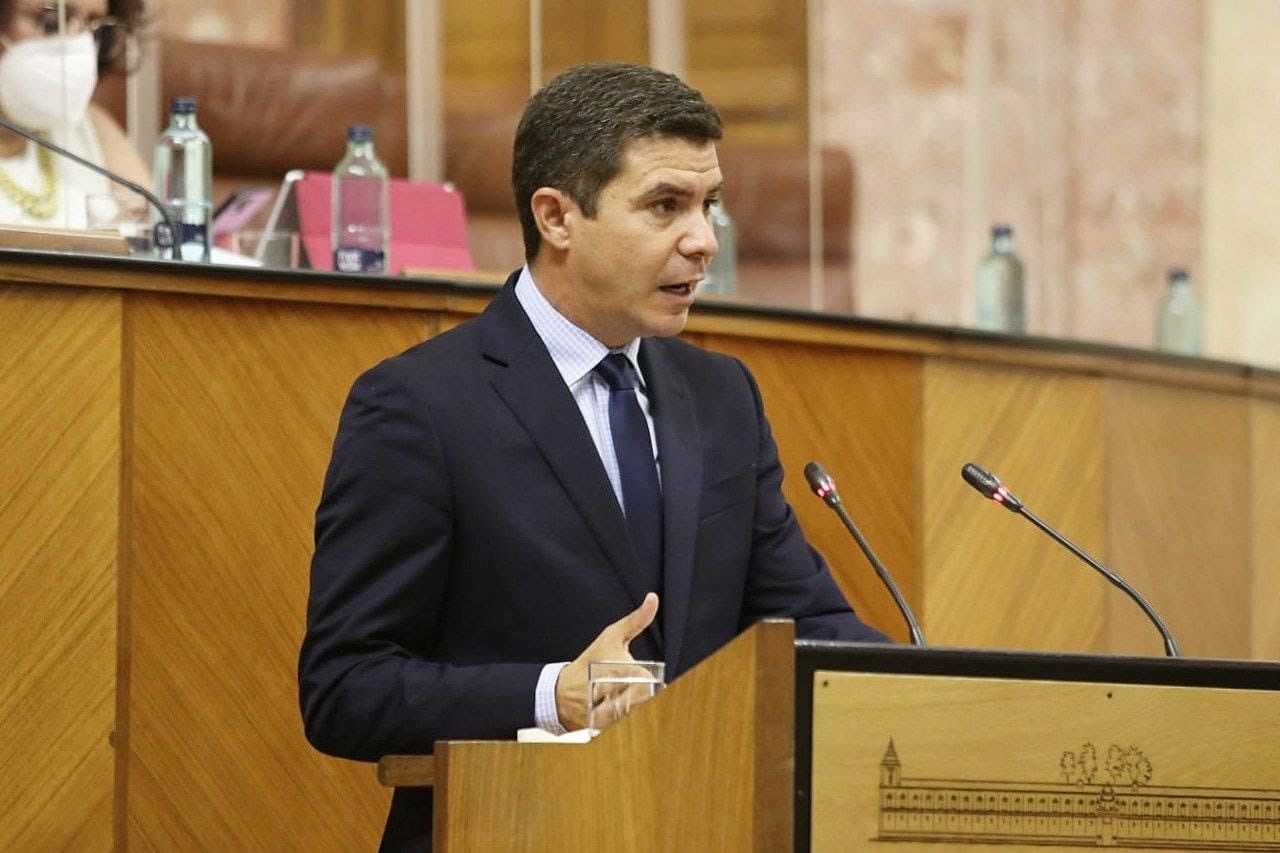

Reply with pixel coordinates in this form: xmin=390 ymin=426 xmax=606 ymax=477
xmin=642 ymin=309 xmax=692 ymax=339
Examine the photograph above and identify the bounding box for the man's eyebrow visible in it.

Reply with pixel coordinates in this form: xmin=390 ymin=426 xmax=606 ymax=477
xmin=635 ymin=181 xmax=726 ymax=201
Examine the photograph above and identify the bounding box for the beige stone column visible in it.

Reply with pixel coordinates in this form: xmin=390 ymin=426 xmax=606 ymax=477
xmin=1203 ymin=0 xmax=1280 ymax=368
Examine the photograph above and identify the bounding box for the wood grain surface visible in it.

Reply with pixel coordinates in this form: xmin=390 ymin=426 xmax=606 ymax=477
xmin=123 ymin=293 xmax=431 ymax=849
xmin=702 ymin=336 xmax=923 ymax=641
xmin=8 ymin=251 xmax=1278 ymax=403
xmin=4 ymin=255 xmax=1280 ymax=848
xmin=811 ymin=670 xmax=1280 ymax=852
xmin=922 ymin=360 xmax=1107 ymax=652
xmin=0 ymin=286 xmax=119 ymax=850
xmin=435 ymin=620 xmax=795 ymax=851
xmin=1252 ymin=397 xmax=1280 ymax=660
xmin=1103 ymin=379 xmax=1251 ymax=658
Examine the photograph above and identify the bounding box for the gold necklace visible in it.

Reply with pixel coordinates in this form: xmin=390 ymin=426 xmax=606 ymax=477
xmin=0 ymin=143 xmax=59 ymax=220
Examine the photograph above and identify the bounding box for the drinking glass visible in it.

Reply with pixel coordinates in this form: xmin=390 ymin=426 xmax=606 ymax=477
xmin=85 ymin=188 xmax=153 ymax=255
xmin=228 ymin=229 xmax=301 ymax=268
xmin=587 ymin=660 xmax=664 ymax=736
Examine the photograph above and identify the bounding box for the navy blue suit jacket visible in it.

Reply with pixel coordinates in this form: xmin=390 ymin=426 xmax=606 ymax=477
xmin=299 ymin=272 xmax=885 ymax=848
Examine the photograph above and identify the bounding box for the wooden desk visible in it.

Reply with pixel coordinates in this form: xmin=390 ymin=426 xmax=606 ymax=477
xmin=379 ymin=621 xmax=1280 ymax=851
xmin=2 ymin=249 xmax=1277 ymax=849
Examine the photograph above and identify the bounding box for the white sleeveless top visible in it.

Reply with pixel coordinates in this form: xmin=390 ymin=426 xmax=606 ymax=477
xmin=0 ymin=117 xmax=109 ymax=230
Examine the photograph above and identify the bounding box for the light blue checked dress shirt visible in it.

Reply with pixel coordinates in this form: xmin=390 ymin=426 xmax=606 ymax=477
xmin=513 ymin=266 xmax=659 ymax=734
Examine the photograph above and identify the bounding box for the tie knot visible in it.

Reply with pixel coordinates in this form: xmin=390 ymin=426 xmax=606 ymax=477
xmin=594 ymin=352 xmax=637 ymax=391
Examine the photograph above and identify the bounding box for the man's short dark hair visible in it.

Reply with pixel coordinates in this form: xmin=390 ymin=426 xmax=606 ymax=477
xmin=512 ymin=62 xmax=723 ymax=262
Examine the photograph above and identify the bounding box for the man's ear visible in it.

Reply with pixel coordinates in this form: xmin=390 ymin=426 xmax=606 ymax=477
xmin=530 ymin=187 xmax=576 ymax=252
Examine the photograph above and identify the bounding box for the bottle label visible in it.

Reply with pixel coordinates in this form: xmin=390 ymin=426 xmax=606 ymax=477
xmin=180 ymin=222 xmax=208 ymax=248
xmin=177 ymin=222 xmax=210 ymax=262
xmin=334 ymin=247 xmax=386 ymax=273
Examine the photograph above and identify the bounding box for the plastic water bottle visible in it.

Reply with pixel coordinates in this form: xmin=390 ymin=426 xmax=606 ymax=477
xmin=976 ymin=224 xmax=1025 ymax=333
xmin=153 ymin=97 xmax=212 ymax=262
xmin=701 ymin=201 xmax=737 ymax=296
xmin=1155 ymin=267 xmax=1202 ymax=355
xmin=331 ymin=124 xmax=389 ymax=273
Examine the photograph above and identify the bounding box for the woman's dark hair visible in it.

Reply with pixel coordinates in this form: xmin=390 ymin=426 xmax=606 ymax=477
xmin=97 ymin=0 xmax=145 ymax=74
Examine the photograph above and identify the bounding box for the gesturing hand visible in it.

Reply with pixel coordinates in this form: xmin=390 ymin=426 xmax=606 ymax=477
xmin=554 ymin=593 xmax=659 ymax=732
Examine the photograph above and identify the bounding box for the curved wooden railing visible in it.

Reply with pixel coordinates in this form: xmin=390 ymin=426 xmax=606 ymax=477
xmin=2 ymin=247 xmax=1276 ymax=849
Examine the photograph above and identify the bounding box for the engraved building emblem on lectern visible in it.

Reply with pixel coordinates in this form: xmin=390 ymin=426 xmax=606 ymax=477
xmin=873 ymin=739 xmax=1280 ymax=848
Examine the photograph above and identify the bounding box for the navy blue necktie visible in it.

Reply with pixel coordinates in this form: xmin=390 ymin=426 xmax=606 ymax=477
xmin=594 ymin=353 xmax=663 ymax=596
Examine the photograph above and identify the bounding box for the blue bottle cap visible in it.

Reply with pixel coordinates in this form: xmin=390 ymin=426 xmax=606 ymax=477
xmin=170 ymin=97 xmax=196 ymax=115
xmin=991 ymin=224 xmax=1013 ymax=239
xmin=1167 ymin=267 xmax=1189 ymax=283
xmin=347 ymin=124 xmax=375 ymax=142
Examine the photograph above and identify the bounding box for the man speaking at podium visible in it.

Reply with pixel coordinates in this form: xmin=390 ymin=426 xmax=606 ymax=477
xmin=299 ymin=61 xmax=885 ymax=849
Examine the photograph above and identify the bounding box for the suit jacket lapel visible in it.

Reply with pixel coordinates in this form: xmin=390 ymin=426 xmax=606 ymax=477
xmin=641 ymin=339 xmax=701 ymax=672
xmin=481 ymin=279 xmax=654 ymax=611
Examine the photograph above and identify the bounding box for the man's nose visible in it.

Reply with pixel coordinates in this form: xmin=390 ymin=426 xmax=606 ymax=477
xmin=681 ymin=210 xmax=719 ymax=261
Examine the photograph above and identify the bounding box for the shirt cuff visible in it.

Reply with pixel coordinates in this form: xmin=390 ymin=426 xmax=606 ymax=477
xmin=534 ymin=662 xmax=570 ymax=734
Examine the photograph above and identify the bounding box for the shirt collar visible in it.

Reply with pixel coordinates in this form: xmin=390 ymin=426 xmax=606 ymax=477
xmin=515 ymin=265 xmax=644 ymax=388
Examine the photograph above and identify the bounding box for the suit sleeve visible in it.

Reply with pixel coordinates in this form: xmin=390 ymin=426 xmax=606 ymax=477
xmin=734 ymin=360 xmax=889 ymax=643
xmin=298 ymin=363 xmax=542 ymax=761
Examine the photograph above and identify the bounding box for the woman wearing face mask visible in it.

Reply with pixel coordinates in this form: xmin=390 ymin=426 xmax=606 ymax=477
xmin=0 ymin=0 xmax=148 ymax=228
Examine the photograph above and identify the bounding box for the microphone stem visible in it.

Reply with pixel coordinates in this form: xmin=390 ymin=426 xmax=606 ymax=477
xmin=0 ymin=115 xmax=178 ymax=248
xmin=831 ymin=501 xmax=926 ymax=646
xmin=1018 ymin=507 xmax=1180 ymax=657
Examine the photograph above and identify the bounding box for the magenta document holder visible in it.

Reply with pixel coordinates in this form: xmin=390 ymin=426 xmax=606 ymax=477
xmin=294 ymin=172 xmax=475 ymax=275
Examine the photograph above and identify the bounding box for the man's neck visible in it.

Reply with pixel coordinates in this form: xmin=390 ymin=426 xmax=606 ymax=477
xmin=526 ymin=258 xmax=630 ymax=349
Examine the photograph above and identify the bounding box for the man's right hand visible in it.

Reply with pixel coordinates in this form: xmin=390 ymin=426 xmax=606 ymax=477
xmin=554 ymin=593 xmax=659 ymax=732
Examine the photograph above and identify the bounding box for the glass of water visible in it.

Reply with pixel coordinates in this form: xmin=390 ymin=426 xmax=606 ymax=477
xmin=587 ymin=660 xmax=664 ymax=736
xmin=85 ymin=188 xmax=153 ymax=256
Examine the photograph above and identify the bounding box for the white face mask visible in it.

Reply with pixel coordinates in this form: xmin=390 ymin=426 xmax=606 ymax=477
xmin=0 ymin=32 xmax=99 ymax=132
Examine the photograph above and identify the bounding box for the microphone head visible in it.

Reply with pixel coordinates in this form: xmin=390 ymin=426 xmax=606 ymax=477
xmin=961 ymin=462 xmax=1022 ymax=512
xmin=961 ymin=462 xmax=1001 ymax=498
xmin=804 ymin=461 xmax=841 ymax=507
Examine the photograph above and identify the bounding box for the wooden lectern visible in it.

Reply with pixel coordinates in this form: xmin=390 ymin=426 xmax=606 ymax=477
xmin=379 ymin=621 xmax=1280 ymax=851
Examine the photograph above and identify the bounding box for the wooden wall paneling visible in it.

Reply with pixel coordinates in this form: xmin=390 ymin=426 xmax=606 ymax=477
xmin=125 ymin=293 xmax=434 ymax=849
xmin=702 ymin=336 xmax=922 ymax=642
xmin=922 ymin=360 xmax=1106 ymax=653
xmin=435 ymin=311 xmax=478 ymax=336
xmin=541 ymin=0 xmax=649 ymax=77
xmin=441 ymin=0 xmax=806 ymax=141
xmin=687 ymin=0 xmax=808 ymax=143
xmin=444 ymin=0 xmax=529 ymax=110
xmin=2 ymin=251 xmax=504 ymax=313
xmin=1250 ymin=397 xmax=1280 ymax=659
xmin=294 ymin=0 xmax=406 ymax=71
xmin=1103 ymin=379 xmax=1251 ymax=659
xmin=115 ymin=291 xmax=135 ymax=853
xmin=0 ymin=286 xmax=120 ymax=849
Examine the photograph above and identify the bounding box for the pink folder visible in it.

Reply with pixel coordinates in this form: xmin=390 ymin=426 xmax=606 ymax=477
xmin=294 ymin=172 xmax=474 ymax=274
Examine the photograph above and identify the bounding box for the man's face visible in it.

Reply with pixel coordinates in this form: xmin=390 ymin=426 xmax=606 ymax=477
xmin=560 ymin=135 xmax=722 ymax=347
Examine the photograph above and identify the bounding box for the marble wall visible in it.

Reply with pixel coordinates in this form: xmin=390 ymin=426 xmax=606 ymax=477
xmin=147 ymin=0 xmax=1278 ymax=366
xmin=820 ymin=0 xmax=1203 ymax=349
xmin=1203 ymin=0 xmax=1280 ymax=369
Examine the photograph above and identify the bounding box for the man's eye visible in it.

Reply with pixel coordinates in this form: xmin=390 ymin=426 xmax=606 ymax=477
xmin=651 ymin=199 xmax=677 ymax=214
xmin=704 ymin=197 xmax=721 ymax=212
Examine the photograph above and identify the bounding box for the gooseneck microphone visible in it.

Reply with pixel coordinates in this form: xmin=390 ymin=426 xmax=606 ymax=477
xmin=961 ymin=462 xmax=1180 ymax=657
xmin=804 ymin=461 xmax=925 ymax=646
xmin=0 ymin=114 xmax=176 ymax=249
